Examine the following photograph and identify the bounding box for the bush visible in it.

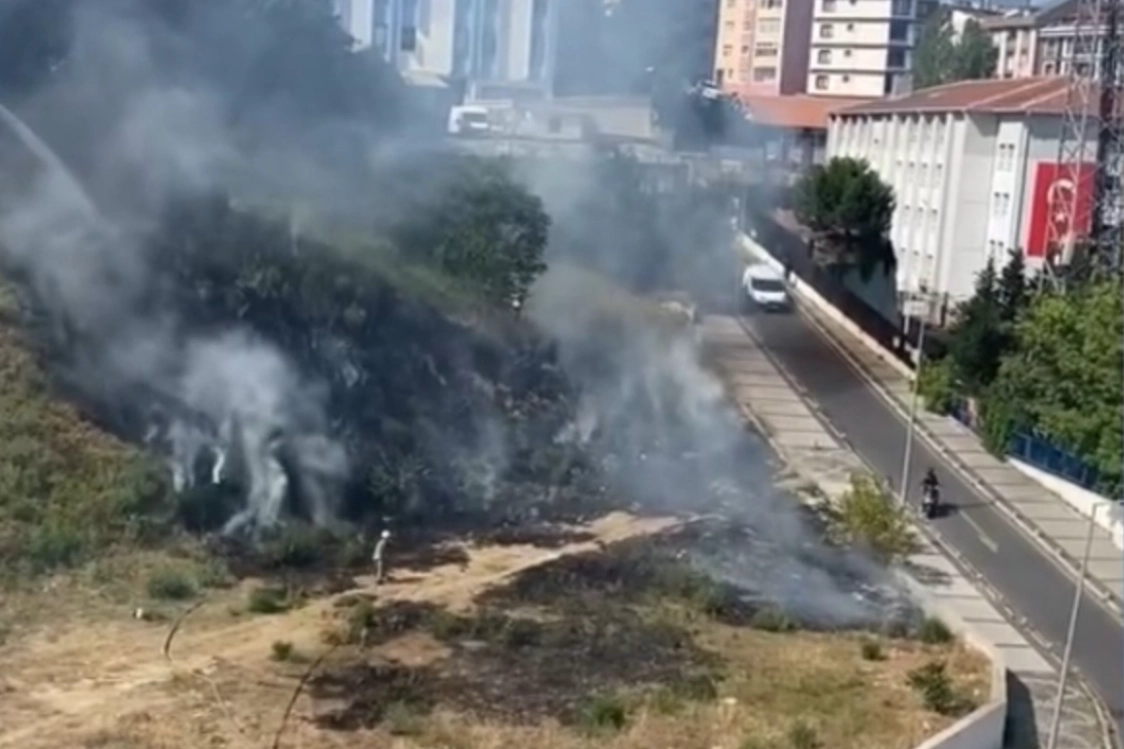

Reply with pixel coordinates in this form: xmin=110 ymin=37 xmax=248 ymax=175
xmin=835 ymin=473 xmax=917 ymax=561
xmin=917 ymin=616 xmax=953 ymax=644
xmin=146 ymin=567 xmax=197 ymax=600
xmin=383 ymin=700 xmax=424 ymax=736
xmin=577 ymin=693 xmax=629 ymax=733
xmin=907 ymin=660 xmax=974 ymax=716
xmin=270 ymin=640 xmax=294 ymax=661
xmin=788 ymin=718 xmax=821 ymax=749
xmin=750 ymin=606 xmax=796 ymax=632
xmin=860 ymin=639 xmax=885 ymax=661
xmin=247 ymin=586 xmax=290 ymax=614
xmin=918 ymin=357 xmax=957 ymax=415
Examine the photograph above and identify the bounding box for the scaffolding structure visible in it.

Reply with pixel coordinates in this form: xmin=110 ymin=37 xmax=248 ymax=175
xmin=1046 ymin=0 xmax=1124 ymax=280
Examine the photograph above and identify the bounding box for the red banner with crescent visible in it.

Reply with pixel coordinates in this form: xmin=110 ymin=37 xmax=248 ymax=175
xmin=1024 ymin=161 xmax=1095 ymax=259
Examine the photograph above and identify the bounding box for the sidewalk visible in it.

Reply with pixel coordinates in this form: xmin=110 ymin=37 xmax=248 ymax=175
xmin=702 ymin=315 xmax=1113 ymax=749
xmin=794 ymin=288 xmax=1124 ymax=611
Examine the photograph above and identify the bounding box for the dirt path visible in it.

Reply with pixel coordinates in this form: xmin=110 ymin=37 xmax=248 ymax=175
xmin=0 ymin=512 xmax=679 ymax=749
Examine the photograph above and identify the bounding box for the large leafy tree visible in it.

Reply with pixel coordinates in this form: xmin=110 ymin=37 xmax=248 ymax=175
xmin=793 ymin=156 xmax=896 ymax=277
xmin=913 ymin=12 xmax=998 ymax=90
xmin=982 ymin=279 xmax=1123 ymax=489
xmin=393 ymin=158 xmax=550 ymax=309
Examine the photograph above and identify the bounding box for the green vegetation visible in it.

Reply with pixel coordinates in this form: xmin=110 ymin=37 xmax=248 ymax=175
xmin=577 ymin=693 xmax=630 ymax=734
xmin=907 ymin=660 xmax=976 ymax=717
xmin=270 ymin=640 xmax=294 ymax=661
xmin=247 ymin=585 xmax=290 ymax=614
xmin=145 ymin=566 xmax=197 ymax=601
xmin=918 ymin=616 xmax=954 ymax=645
xmin=913 ymin=12 xmax=999 ymax=90
xmin=860 ymin=639 xmax=885 ymax=661
xmin=919 ymin=253 xmax=1122 ymax=493
xmin=793 ymin=157 xmax=897 ymax=278
xmin=0 ymin=286 xmax=170 ymax=577
xmin=833 ymin=473 xmax=916 ymax=561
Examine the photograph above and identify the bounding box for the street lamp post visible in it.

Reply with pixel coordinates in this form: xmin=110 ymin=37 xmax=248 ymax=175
xmin=1045 ymin=504 xmax=1102 ymax=749
xmin=897 ymin=289 xmax=930 ymax=506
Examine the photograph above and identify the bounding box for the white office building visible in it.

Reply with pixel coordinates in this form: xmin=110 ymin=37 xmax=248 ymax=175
xmin=827 ymin=77 xmax=1096 ymax=308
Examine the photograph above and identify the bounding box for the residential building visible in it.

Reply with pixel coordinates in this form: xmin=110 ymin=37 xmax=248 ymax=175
xmin=334 ymin=0 xmax=558 ymax=85
xmin=983 ymin=0 xmax=1108 ymax=80
xmin=713 ymin=0 xmax=815 ymax=95
xmin=807 ymin=0 xmax=938 ymax=98
xmin=827 ymin=78 xmax=1096 ymax=307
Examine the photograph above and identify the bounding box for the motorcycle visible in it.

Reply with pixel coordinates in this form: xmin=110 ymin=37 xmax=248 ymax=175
xmin=920 ymin=485 xmax=940 ymax=519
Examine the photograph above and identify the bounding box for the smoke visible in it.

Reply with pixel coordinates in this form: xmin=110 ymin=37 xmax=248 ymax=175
xmin=0 ymin=1 xmax=358 ymax=536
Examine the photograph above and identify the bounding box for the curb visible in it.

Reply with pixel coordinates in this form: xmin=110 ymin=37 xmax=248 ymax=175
xmin=791 ymin=293 xmax=1124 ymax=618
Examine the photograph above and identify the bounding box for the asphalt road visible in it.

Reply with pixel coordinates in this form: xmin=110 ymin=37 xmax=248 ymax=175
xmin=739 ymin=308 xmax=1124 ymax=732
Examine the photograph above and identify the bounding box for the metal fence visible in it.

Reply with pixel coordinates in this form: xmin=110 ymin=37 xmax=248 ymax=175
xmin=1007 ymin=430 xmax=1103 ymax=492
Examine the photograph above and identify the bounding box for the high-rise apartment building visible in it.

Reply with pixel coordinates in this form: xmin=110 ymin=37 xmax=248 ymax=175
xmin=334 ymin=0 xmax=557 ymax=85
xmin=807 ymin=0 xmax=936 ymax=97
xmin=713 ymin=0 xmax=814 ymax=94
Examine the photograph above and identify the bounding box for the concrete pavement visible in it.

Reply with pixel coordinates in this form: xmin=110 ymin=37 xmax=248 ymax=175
xmin=702 ymin=315 xmax=1114 ymax=749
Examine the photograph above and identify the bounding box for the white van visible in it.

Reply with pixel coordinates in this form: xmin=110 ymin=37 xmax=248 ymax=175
xmin=741 ymin=263 xmax=790 ymax=312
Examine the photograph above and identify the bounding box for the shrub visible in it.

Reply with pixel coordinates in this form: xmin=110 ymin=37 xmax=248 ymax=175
xmin=750 ymin=606 xmax=796 ymax=633
xmin=788 ymin=718 xmax=821 ymax=749
xmin=577 ymin=693 xmax=629 ymax=733
xmin=836 ymin=473 xmax=917 ymax=561
xmin=247 ymin=586 xmax=290 ymax=614
xmin=259 ymin=524 xmax=337 ymax=570
xmin=917 ymin=616 xmax=953 ymax=644
xmin=383 ymin=700 xmax=424 ymax=736
xmin=860 ymin=639 xmax=885 ymax=661
xmin=907 ymin=660 xmax=974 ymax=716
xmin=271 ymin=640 xmax=294 ymax=661
xmin=918 ymin=357 xmax=957 ymax=415
xmin=146 ymin=567 xmax=197 ymax=601
xmin=346 ymin=598 xmax=377 ymax=642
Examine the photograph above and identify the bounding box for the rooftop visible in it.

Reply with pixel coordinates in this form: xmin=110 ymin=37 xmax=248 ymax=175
xmin=736 ymin=94 xmax=872 ymax=130
xmin=835 ymin=77 xmax=1075 ymax=116
xmin=981 ymin=0 xmax=1077 ymax=29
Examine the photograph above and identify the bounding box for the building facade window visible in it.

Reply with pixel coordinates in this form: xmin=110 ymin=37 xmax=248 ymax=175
xmin=814 ymin=74 xmax=829 ymax=89
xmin=818 ymin=49 xmax=832 ymax=64
xmin=819 ymin=23 xmax=834 ymax=38
xmin=759 ymin=18 xmax=780 ymax=33
xmin=822 ymin=0 xmax=837 ymax=10
xmin=756 ymin=44 xmax=779 ymax=57
xmin=754 ymin=66 xmax=778 ymax=81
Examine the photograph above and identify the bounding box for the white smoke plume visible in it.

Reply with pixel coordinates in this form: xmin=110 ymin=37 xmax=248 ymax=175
xmin=0 ymin=3 xmax=352 ymax=535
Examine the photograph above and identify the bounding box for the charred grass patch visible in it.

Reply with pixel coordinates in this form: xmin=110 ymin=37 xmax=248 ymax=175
xmin=308 ymin=537 xmax=990 ymax=748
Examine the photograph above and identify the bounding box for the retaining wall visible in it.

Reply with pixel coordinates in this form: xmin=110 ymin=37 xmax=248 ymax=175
xmin=1009 ymin=459 xmax=1124 ymax=550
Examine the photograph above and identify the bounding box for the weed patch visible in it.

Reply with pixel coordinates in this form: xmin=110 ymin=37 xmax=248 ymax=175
xmin=907 ymin=661 xmax=975 ymax=717
xmin=834 ymin=473 xmax=917 ymax=561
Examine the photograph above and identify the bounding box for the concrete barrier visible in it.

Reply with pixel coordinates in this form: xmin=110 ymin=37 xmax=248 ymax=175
xmin=1009 ymin=458 xmax=1124 ymax=550
xmin=895 ymin=570 xmax=1009 ymax=749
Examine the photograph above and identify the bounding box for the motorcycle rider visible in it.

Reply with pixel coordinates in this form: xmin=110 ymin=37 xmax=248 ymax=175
xmin=920 ymin=468 xmax=940 ymax=509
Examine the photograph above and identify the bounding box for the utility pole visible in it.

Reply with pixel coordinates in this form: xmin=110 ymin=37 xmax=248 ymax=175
xmin=1045 ymin=505 xmax=1102 ymax=749
xmin=898 ymin=288 xmax=931 ymax=505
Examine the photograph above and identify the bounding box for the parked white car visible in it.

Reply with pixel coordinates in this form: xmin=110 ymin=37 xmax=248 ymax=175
xmin=741 ymin=263 xmax=790 ymax=312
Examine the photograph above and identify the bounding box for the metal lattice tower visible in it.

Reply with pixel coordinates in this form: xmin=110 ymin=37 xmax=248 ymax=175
xmin=1046 ymin=0 xmax=1124 ymax=281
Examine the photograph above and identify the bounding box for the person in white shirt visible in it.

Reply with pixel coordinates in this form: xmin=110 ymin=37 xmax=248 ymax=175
xmin=372 ymin=529 xmax=391 ymax=584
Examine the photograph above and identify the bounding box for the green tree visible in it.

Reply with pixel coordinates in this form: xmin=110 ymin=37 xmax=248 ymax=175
xmin=913 ymin=13 xmax=998 ymax=89
xmin=793 ymin=157 xmax=896 ymax=277
xmin=997 ymin=249 xmax=1029 ymax=323
xmin=947 ymin=258 xmax=1005 ymax=395
xmin=982 ymin=280 xmax=1123 ymax=488
xmin=395 ymin=158 xmax=550 ymax=308
xmin=912 ymin=12 xmax=957 ymax=89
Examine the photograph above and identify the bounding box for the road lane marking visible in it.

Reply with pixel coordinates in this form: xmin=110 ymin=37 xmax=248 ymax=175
xmin=959 ymin=509 xmax=999 ymax=552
